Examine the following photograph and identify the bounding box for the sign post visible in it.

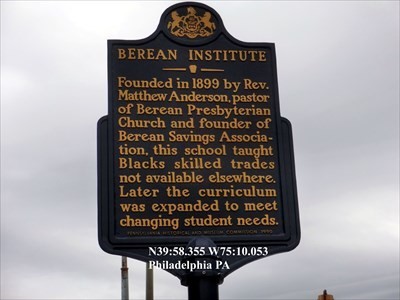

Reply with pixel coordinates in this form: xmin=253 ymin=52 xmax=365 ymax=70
xmin=182 ymin=237 xmax=221 ymax=300
xmin=98 ymin=2 xmax=300 ymax=298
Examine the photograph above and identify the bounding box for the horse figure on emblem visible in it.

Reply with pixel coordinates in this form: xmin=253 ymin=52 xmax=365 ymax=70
xmin=168 ymin=6 xmax=216 ymax=38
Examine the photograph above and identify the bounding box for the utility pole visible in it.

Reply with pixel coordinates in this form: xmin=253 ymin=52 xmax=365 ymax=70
xmin=121 ymin=256 xmax=129 ymax=300
xmin=146 ymin=262 xmax=154 ymax=300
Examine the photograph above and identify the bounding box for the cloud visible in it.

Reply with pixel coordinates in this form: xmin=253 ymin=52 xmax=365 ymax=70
xmin=1 ymin=1 xmax=399 ymax=299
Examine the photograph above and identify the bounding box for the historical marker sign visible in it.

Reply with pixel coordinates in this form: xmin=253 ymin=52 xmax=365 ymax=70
xmin=98 ymin=2 xmax=300 ymax=279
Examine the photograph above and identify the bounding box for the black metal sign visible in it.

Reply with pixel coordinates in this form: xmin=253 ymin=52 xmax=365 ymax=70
xmin=98 ymin=2 xmax=300 ymax=281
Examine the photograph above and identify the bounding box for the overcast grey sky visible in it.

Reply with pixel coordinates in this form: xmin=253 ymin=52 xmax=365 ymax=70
xmin=1 ymin=1 xmax=399 ymax=299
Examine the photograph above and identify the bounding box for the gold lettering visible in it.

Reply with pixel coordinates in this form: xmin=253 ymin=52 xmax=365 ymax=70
xmin=119 ymin=203 xmax=145 ymax=212
xmin=237 ymin=215 xmax=277 ymax=226
xmin=136 ymin=49 xmax=145 ymax=59
xmin=118 ymin=157 xmax=165 ymax=169
xmin=151 ymin=200 xmax=220 ymax=215
xmin=188 ymin=49 xmax=267 ymax=62
xmin=119 ymin=173 xmax=142 ymax=183
xmin=118 ymin=48 xmax=178 ymax=60
xmin=118 ymin=49 xmax=126 ymax=59
xmin=184 ymin=215 xmax=232 ymax=227
xmin=169 ymin=91 xmax=229 ymax=103
xmin=232 ymin=145 xmax=273 ymax=158
xmin=208 ymin=172 xmax=274 ymax=184
xmin=118 ymin=144 xmax=147 ymax=155
xmin=198 ymin=186 xmax=277 ymax=198
xmin=119 ymin=185 xmax=159 ymax=198
xmin=198 ymin=117 xmax=251 ymax=129
xmin=174 ymin=157 xmax=221 ymax=170
xmin=170 ymin=118 xmax=195 ymax=129
xmin=117 ymin=77 xmax=173 ymax=89
xmin=153 ymin=144 xmax=178 ymax=155
xmin=184 ymin=145 xmax=226 ymax=156
xmin=186 ymin=104 xmax=270 ymax=119
xmin=146 ymin=171 xmax=204 ymax=183
xmin=118 ymin=130 xmax=165 ymax=142
xmin=114 ymin=42 xmax=280 ymax=236
xmin=136 ymin=103 xmax=183 ymax=116
xmin=118 ymin=90 xmax=168 ymax=101
xmin=118 ymin=117 xmax=166 ymax=129
xmin=219 ymin=131 xmax=270 ymax=143
xmin=230 ymin=158 xmax=275 ymax=170
xmin=244 ymin=201 xmax=278 ymax=211
xmin=119 ymin=215 xmax=179 ymax=230
xmin=169 ymin=131 xmax=215 ymax=146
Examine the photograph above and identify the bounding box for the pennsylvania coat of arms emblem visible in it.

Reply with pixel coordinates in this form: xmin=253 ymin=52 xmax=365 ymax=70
xmin=168 ymin=7 xmax=216 ymax=39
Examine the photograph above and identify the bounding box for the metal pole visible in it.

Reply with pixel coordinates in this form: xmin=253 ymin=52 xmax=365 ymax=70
xmin=181 ymin=237 xmax=222 ymax=300
xmin=121 ymin=256 xmax=129 ymax=300
xmin=187 ymin=275 xmax=219 ymax=300
xmin=146 ymin=262 xmax=154 ymax=300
